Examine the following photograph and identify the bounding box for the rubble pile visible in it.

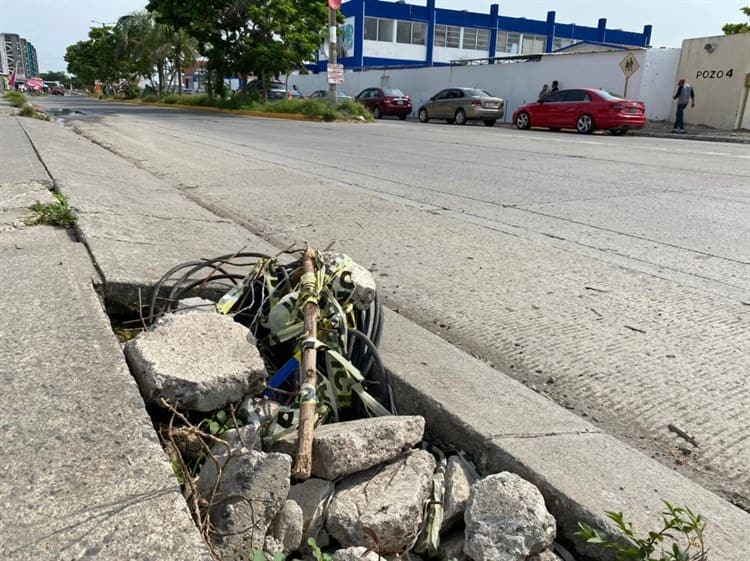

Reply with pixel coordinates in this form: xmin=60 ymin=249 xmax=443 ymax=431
xmin=122 ymin=248 xmax=562 ymax=561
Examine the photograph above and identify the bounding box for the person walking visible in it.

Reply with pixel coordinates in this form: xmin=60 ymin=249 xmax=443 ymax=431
xmin=549 ymin=80 xmax=560 ymax=95
xmin=672 ymin=78 xmax=695 ymax=133
xmin=538 ymin=83 xmax=549 ymax=101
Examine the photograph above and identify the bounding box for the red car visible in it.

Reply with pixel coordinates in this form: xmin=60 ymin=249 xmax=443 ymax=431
xmin=513 ymin=88 xmax=645 ymax=135
xmin=355 ymin=87 xmax=412 ymax=120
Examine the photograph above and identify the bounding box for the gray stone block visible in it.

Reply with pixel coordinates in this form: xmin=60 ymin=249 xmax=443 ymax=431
xmin=197 ymin=449 xmax=292 ymax=559
xmin=327 ymin=449 xmax=436 ymax=552
xmin=464 ymin=472 xmax=556 ymax=561
xmin=310 ymin=416 xmax=426 ymax=480
xmin=125 ymin=311 xmax=266 ymax=412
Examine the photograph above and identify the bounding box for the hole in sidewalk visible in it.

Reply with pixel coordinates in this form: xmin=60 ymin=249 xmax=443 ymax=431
xmin=100 ymin=250 xmax=587 ymax=561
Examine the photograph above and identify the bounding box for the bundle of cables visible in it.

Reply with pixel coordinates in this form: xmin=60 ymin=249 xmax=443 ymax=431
xmin=146 ymin=249 xmax=393 ymax=422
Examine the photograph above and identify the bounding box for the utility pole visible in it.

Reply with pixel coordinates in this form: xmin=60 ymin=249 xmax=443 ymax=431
xmin=328 ymin=6 xmax=338 ymax=105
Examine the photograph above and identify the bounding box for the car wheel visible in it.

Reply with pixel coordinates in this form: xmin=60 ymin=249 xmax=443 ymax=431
xmin=576 ymin=114 xmax=595 ymax=134
xmin=373 ymin=106 xmax=381 ymax=119
xmin=398 ymin=113 xmax=407 ymax=120
xmin=483 ymin=119 xmax=496 ymax=127
xmin=418 ymin=108 xmax=429 ymax=123
xmin=455 ymin=109 xmax=467 ymax=125
xmin=515 ymin=111 xmax=531 ymax=129
xmin=611 ymin=128 xmax=628 ymax=136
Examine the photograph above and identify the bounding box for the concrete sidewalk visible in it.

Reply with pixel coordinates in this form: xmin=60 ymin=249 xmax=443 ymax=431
xmin=2 ymin=110 xmax=749 ymax=560
xmin=629 ymin=121 xmax=750 ymax=143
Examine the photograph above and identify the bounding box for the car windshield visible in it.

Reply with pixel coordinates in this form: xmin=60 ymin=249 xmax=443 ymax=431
xmin=384 ymin=89 xmax=405 ymax=97
xmin=596 ymin=90 xmax=626 ymax=101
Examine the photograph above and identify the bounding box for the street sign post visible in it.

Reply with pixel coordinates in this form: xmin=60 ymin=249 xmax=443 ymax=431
xmin=619 ymin=52 xmax=640 ymax=98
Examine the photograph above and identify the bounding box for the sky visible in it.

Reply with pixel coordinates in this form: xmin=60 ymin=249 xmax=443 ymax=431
xmin=1 ymin=0 xmax=746 ymax=73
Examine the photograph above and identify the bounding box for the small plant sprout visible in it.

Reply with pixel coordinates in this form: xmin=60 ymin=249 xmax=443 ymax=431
xmin=577 ymin=501 xmax=707 ymax=561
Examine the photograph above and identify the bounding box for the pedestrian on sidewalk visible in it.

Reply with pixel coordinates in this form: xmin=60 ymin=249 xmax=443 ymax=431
xmin=672 ymin=78 xmax=695 ymax=133
xmin=538 ymin=83 xmax=549 ymax=101
xmin=549 ymin=80 xmax=560 ymax=95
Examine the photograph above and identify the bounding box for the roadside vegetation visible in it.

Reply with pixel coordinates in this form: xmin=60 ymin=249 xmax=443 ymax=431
xmin=4 ymin=91 xmax=50 ymax=121
xmin=131 ymin=92 xmax=373 ymax=121
xmin=4 ymin=90 xmax=27 ymax=107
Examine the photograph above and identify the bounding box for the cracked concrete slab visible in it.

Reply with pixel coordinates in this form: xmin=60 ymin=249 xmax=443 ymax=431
xmin=0 ymin=114 xmax=211 ymax=560
xmin=0 ymin=226 xmax=210 ymax=561
xmin=17 ymin=115 xmax=280 ymax=310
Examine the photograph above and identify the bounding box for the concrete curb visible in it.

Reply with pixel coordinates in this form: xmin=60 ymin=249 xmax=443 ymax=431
xmin=379 ymin=309 xmax=750 ymax=561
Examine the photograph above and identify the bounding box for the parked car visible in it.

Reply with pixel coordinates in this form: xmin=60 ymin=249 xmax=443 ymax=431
xmin=308 ymin=89 xmax=354 ymax=101
xmin=247 ymin=79 xmax=303 ymax=100
xmin=513 ymin=88 xmax=646 ymax=135
xmin=355 ymin=87 xmax=412 ymax=119
xmin=51 ymin=85 xmax=65 ymax=96
xmin=417 ymin=87 xmax=504 ymax=126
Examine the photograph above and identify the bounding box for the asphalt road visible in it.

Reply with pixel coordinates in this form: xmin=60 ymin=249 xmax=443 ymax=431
xmin=37 ymin=96 xmax=750 ymax=508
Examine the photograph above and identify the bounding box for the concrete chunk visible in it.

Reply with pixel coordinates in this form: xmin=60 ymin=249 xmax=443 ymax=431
xmin=326 ymin=449 xmax=436 ymax=552
xmin=442 ymin=455 xmax=474 ymax=531
xmin=125 ymin=311 xmax=266 ymax=412
xmin=464 ymin=472 xmax=556 ymax=561
xmin=288 ymin=478 xmax=335 ymax=542
xmin=271 ymin=499 xmax=304 ymax=553
xmin=310 ymin=416 xmax=426 ymax=480
xmin=197 ymin=449 xmax=292 ymax=559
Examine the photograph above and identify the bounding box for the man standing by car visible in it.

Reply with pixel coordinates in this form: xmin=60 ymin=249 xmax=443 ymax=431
xmin=672 ymin=78 xmax=695 ymax=133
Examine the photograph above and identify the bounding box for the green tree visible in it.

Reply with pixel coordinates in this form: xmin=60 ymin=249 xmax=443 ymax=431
xmin=65 ymin=25 xmax=123 ymax=91
xmin=723 ymin=6 xmax=750 ymax=34
xmin=115 ymin=11 xmax=199 ymax=95
xmin=241 ymin=0 xmax=328 ymax=98
xmin=146 ymin=0 xmax=328 ymax=99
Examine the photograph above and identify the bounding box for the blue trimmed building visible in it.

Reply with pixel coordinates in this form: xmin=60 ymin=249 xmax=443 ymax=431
xmin=309 ymin=0 xmax=652 ymax=72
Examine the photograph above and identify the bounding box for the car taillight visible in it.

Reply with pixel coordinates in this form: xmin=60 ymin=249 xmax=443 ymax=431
xmin=471 ymin=99 xmax=482 ymax=106
xmin=611 ymin=103 xmax=625 ymax=111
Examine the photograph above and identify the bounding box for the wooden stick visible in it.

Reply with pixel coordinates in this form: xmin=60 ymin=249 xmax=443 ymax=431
xmin=292 ymin=245 xmax=320 ymax=479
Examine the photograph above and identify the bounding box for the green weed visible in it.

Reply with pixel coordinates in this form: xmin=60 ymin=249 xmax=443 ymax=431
xmin=26 ymin=192 xmax=77 ymax=228
xmin=4 ymin=90 xmax=27 ymax=107
xmin=577 ymin=501 xmax=707 ymax=561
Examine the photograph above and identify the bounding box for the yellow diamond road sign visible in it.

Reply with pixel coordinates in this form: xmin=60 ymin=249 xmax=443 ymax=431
xmin=620 ymin=52 xmax=640 ymax=78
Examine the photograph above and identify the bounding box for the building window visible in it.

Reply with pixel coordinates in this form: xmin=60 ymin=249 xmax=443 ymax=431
xmin=379 ymin=18 xmax=394 ymax=42
xmin=521 ymin=34 xmax=547 ymax=54
xmin=434 ymin=24 xmax=460 ymax=48
xmin=397 ymin=21 xmax=427 ymax=45
xmin=364 ymin=17 xmax=395 ymax=42
xmin=462 ymin=28 xmax=490 ymax=50
xmin=497 ymin=31 xmax=521 ymax=54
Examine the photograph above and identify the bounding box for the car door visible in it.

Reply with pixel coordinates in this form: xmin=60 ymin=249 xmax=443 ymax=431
xmin=533 ymin=90 xmax=564 ymax=127
xmin=448 ymin=89 xmax=465 ymax=118
xmin=561 ymin=90 xmax=589 ymax=128
xmin=429 ymin=89 xmax=451 ymax=119
xmin=357 ymin=88 xmax=375 ymax=110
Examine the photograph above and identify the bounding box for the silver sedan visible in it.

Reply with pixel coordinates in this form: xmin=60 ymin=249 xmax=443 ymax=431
xmin=417 ymin=87 xmax=505 ymax=126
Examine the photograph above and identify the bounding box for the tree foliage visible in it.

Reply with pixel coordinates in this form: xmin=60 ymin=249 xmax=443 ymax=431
xmin=65 ymin=26 xmax=122 ymax=90
xmin=146 ymin=0 xmax=328 ymax=98
xmin=64 ymin=12 xmax=198 ymax=95
xmin=723 ymin=6 xmax=750 ymax=34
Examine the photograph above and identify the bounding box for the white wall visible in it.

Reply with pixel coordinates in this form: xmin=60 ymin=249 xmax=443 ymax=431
xmin=291 ymin=48 xmax=682 ymax=123
xmin=639 ymin=48 xmax=682 ymax=121
xmin=677 ymin=33 xmax=750 ymax=129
